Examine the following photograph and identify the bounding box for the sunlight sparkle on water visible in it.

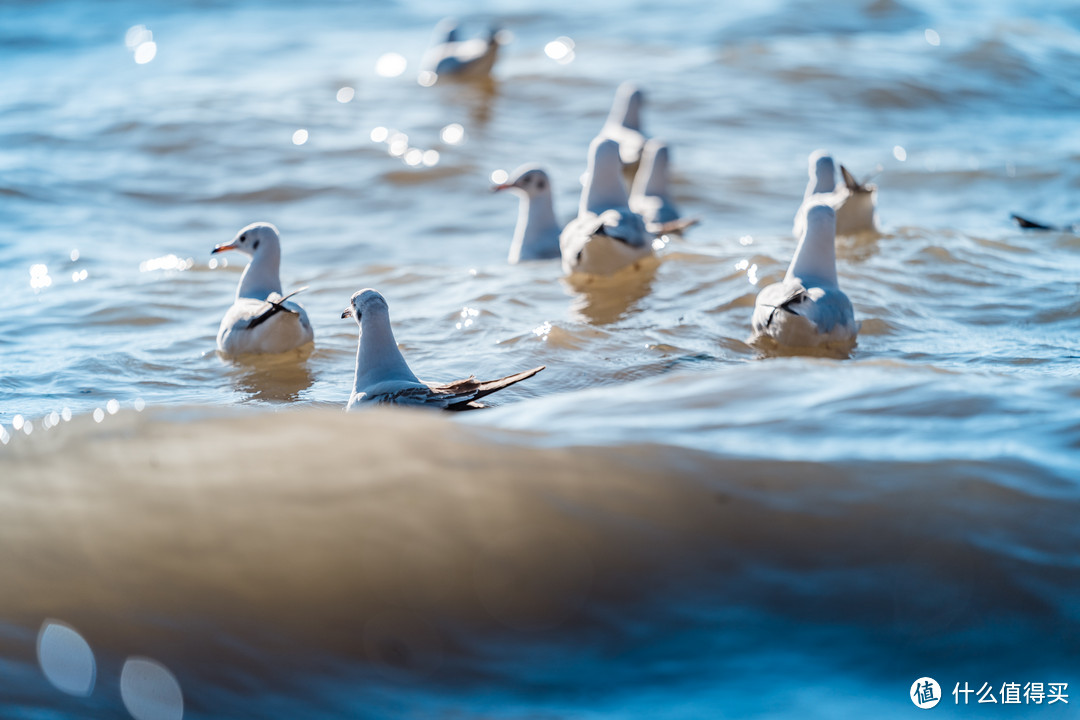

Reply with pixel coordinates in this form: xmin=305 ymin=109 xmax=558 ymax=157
xmin=292 ymin=129 xmax=309 ymax=146
xmin=30 ymin=264 xmax=52 ymax=290
xmin=93 ymin=409 xmax=104 ymax=423
xmin=375 ymin=53 xmax=407 ymax=78
xmin=422 ymin=150 xmax=440 ymax=167
xmin=456 ymin=307 xmax=479 ymax=330
xmin=925 ymin=28 xmax=941 ymax=46
xmin=140 ymin=255 xmax=193 ymax=273
xmin=134 ymin=42 xmax=157 ymax=64
xmin=440 ymin=123 xmax=465 ymax=145
xmin=388 ymin=134 xmax=408 ymax=157
xmin=72 ymin=269 xmax=88 ymax=283
xmin=125 ymin=25 xmax=152 ymax=49
xmin=739 ymin=235 xmax=754 ymax=246
xmin=894 ymin=145 xmax=907 ymax=161
xmin=336 ymin=87 xmax=355 ymax=103
xmin=370 ymin=126 xmax=389 ymax=143
xmin=490 ymin=169 xmax=509 ymax=185
xmin=69 ymin=249 xmax=80 ymax=262
xmin=545 ymin=37 xmax=576 ymax=64
xmin=533 ymin=321 xmax=553 ymax=340
xmin=404 ymin=149 xmax=423 ymax=167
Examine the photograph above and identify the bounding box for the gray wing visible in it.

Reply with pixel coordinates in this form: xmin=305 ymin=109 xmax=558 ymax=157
xmin=596 ymin=208 xmax=649 ymax=248
xmin=368 ymin=366 xmax=545 ymax=411
xmin=753 ymin=281 xmax=810 ymax=332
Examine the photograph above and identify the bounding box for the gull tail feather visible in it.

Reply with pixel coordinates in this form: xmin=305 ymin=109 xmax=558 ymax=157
xmin=442 ymin=365 xmax=546 ymax=411
xmin=650 ymin=217 xmax=701 ymax=235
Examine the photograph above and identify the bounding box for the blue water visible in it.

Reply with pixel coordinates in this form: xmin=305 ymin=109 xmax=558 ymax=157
xmin=1 ymin=0 xmax=1079 ymax=717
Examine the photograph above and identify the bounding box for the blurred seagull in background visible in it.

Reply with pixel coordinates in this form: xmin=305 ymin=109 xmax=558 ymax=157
xmin=754 ymin=204 xmax=858 ymax=348
xmin=560 ymin=137 xmax=654 ymax=276
xmin=598 ymin=82 xmax=648 ymax=174
xmin=492 ymin=164 xmax=563 ymax=263
xmin=793 ymin=150 xmax=878 ymax=238
xmin=419 ymin=18 xmax=500 ymax=82
xmin=629 ymin=139 xmax=699 ymax=235
xmin=342 ymin=289 xmax=544 ymax=410
xmin=212 ymin=222 xmax=314 ymax=355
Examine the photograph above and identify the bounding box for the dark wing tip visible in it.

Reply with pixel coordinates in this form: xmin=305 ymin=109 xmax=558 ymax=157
xmin=839 ymin=165 xmax=861 ymax=192
xmin=1011 ymin=213 xmax=1054 ymax=230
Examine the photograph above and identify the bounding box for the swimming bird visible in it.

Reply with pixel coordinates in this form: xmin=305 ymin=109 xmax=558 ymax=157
xmin=754 ymin=204 xmax=858 ymax=348
xmin=419 ymin=18 xmax=499 ymax=82
xmin=492 ymin=165 xmax=562 ymax=263
xmin=598 ymin=82 xmax=648 ymax=173
xmin=212 ymin=222 xmax=314 ymax=356
xmin=629 ymin=139 xmax=699 ymax=235
xmin=560 ymin=137 xmax=654 ymax=276
xmin=342 ymin=289 xmax=544 ymax=410
xmin=793 ymin=150 xmax=878 ymax=238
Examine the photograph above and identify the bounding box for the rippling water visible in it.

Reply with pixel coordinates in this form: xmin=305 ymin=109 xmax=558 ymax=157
xmin=2 ymin=0 xmax=1079 ymax=717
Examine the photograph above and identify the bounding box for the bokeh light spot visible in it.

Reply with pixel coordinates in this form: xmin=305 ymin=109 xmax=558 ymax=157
xmin=440 ymin=123 xmax=465 ymax=145
xmin=37 ymin=621 xmax=96 ymax=697
xmin=375 ymin=52 xmax=407 ymax=78
xmin=120 ymin=657 xmax=184 ymax=720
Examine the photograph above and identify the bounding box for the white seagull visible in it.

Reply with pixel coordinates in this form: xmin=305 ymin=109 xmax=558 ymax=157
xmin=753 ymin=204 xmax=858 ymax=348
xmin=419 ymin=18 xmax=499 ymax=82
xmin=793 ymin=150 xmax=878 ymax=238
xmin=342 ymin=289 xmax=544 ymax=410
xmin=492 ymin=164 xmax=563 ymax=263
xmin=598 ymin=82 xmax=647 ymax=172
xmin=560 ymin=137 xmax=654 ymax=276
xmin=212 ymin=222 xmax=314 ymax=356
xmin=629 ymin=139 xmax=699 ymax=235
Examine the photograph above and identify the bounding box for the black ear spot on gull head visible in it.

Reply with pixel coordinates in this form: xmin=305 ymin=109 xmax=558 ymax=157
xmin=253 ymin=239 xmax=260 ymax=250
xmin=536 ymin=177 xmax=546 ymax=191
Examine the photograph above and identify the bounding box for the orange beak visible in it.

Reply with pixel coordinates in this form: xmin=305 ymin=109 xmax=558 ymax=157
xmin=491 ymin=183 xmax=513 ymax=193
xmin=211 ymin=242 xmax=238 ymax=254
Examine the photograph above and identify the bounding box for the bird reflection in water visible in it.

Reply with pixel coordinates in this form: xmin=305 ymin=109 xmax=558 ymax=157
xmin=564 ymin=259 xmax=659 ymax=325
xmin=224 ymin=347 xmax=315 ymax=403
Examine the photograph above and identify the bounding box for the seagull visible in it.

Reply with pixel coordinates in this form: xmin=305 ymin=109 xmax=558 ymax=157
xmin=342 ymin=289 xmax=544 ymax=410
xmin=419 ymin=18 xmax=499 ymax=82
xmin=598 ymin=82 xmax=647 ymax=173
xmin=560 ymin=137 xmax=654 ymax=276
xmin=1011 ymin=214 xmax=1077 ymax=232
xmin=491 ymin=164 xmax=563 ymax=263
xmin=793 ymin=150 xmax=878 ymax=238
xmin=629 ymin=139 xmax=699 ymax=235
xmin=212 ymin=222 xmax=314 ymax=355
xmin=753 ymin=204 xmax=858 ymax=348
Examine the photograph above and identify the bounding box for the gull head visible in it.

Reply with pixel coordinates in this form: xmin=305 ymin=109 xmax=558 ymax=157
xmin=804 ymin=203 xmax=836 ymax=240
xmin=492 ymin=164 xmax=552 ymax=197
xmin=212 ymin=222 xmax=280 ymax=257
xmin=808 ymin=150 xmax=837 ymax=193
xmin=433 ymin=17 xmax=460 ymax=44
xmin=609 ymin=82 xmax=644 ymax=131
xmin=809 ymin=149 xmax=836 ymax=180
xmin=590 ymin=137 xmax=623 ymax=174
xmin=342 ymin=288 xmax=389 ymax=322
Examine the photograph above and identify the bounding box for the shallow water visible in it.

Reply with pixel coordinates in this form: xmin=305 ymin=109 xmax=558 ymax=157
xmin=2 ymin=0 xmax=1079 ymax=717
